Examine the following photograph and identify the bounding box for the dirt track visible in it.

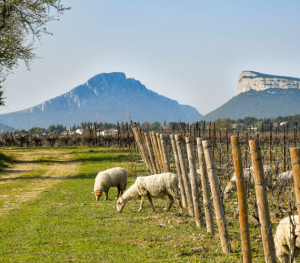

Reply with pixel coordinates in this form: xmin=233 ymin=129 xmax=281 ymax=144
xmin=0 ymin=149 xmax=79 ymax=216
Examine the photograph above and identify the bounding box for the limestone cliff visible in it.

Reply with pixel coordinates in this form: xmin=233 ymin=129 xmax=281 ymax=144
xmin=238 ymin=71 xmax=300 ymax=94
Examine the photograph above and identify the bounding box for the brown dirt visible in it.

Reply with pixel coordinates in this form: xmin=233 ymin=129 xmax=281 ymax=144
xmin=0 ymin=149 xmax=79 ymax=216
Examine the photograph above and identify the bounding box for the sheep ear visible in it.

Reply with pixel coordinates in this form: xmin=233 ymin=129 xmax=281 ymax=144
xmin=91 ymin=192 xmax=95 ymax=194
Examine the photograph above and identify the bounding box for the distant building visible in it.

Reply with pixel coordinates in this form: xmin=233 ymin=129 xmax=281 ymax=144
xmin=61 ymin=131 xmax=75 ymax=136
xmin=76 ymin=129 xmax=84 ymax=135
xmin=280 ymin=122 xmax=288 ymax=126
xmin=100 ymin=129 xmax=118 ymax=136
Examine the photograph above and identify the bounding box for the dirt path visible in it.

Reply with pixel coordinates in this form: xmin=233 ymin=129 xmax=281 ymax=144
xmin=0 ymin=149 xmax=80 ymax=216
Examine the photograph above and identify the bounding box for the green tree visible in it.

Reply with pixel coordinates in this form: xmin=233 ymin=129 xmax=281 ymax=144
xmin=150 ymin=121 xmax=161 ymax=131
xmin=0 ymin=0 xmax=70 ymax=104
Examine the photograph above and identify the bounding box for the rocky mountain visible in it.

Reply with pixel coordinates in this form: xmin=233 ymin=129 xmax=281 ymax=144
xmin=0 ymin=72 xmax=202 ymax=129
xmin=238 ymin=71 xmax=300 ymax=94
xmin=197 ymin=71 xmax=300 ymax=122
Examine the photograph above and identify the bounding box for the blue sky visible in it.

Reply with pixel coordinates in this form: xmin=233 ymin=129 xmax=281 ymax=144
xmin=3 ymin=0 xmax=300 ymax=116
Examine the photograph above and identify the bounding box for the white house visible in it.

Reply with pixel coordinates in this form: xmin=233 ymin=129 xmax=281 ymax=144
xmin=76 ymin=129 xmax=84 ymax=135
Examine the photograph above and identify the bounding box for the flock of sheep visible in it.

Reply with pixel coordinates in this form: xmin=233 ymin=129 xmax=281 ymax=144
xmin=92 ymin=166 xmax=298 ymax=262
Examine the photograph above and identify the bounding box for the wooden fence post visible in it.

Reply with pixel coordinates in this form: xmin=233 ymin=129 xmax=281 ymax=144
xmin=203 ymin=140 xmax=231 ymax=253
xmin=284 ymin=126 xmax=286 ymax=172
xmin=170 ymin=134 xmax=187 ymax=207
xmin=249 ymin=139 xmax=276 ymax=263
xmin=160 ymin=134 xmax=171 ymax=172
xmin=290 ymin=147 xmax=300 ymax=223
xmin=156 ymin=133 xmax=166 ymax=172
xmin=196 ymin=138 xmax=214 ymax=234
xmin=231 ymin=136 xmax=252 ymax=263
xmin=145 ymin=133 xmax=158 ymax=174
xmin=132 ymin=126 xmax=152 ymax=172
xmin=175 ymin=134 xmax=194 ymax=217
xmin=186 ymin=137 xmax=204 ymax=227
xmin=150 ymin=132 xmax=162 ymax=173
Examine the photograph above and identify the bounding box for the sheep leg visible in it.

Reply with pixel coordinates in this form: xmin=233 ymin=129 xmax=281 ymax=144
xmin=104 ymin=190 xmax=109 ymax=200
xmin=147 ymin=196 xmax=155 ymax=212
xmin=276 ymin=251 xmax=289 ymax=263
xmin=116 ymin=186 xmax=121 ymax=200
xmin=165 ymin=195 xmax=174 ymax=212
xmin=177 ymin=198 xmax=183 ymax=213
xmin=138 ymin=196 xmax=144 ymax=212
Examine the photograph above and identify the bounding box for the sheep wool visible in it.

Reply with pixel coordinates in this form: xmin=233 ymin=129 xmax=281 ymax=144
xmin=224 ymin=165 xmax=272 ymax=199
xmin=275 ymin=215 xmax=300 ymax=263
xmin=94 ymin=167 xmax=128 ymax=201
xmin=276 ymin=170 xmax=293 ymax=182
xmin=117 ymin=172 xmax=183 ymax=213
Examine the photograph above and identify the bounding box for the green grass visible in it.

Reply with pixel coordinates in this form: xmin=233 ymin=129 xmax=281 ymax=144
xmin=0 ymin=146 xmax=282 ymax=262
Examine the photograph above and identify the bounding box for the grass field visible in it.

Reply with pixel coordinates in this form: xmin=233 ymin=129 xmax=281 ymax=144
xmin=0 ymin=146 xmax=285 ymax=262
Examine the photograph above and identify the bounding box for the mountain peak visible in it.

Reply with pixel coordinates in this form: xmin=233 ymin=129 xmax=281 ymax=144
xmin=0 ymin=72 xmax=202 ymax=129
xmin=238 ymin=71 xmax=300 ymax=94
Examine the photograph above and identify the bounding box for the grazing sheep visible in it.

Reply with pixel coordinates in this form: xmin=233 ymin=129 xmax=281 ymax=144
xmin=275 ymin=170 xmax=293 ymax=182
xmin=275 ymin=215 xmax=300 ymax=263
xmin=93 ymin=167 xmax=128 ymax=201
xmin=224 ymin=165 xmax=272 ymax=199
xmin=116 ymin=172 xmax=183 ymax=213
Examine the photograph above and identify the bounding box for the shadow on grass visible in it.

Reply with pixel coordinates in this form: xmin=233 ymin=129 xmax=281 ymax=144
xmin=0 ymin=152 xmax=15 ymax=169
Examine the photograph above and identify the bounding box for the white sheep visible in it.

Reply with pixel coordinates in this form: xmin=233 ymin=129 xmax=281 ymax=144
xmin=116 ymin=172 xmax=183 ymax=213
xmin=224 ymin=165 xmax=272 ymax=199
xmin=275 ymin=215 xmax=300 ymax=263
xmin=93 ymin=167 xmax=128 ymax=201
xmin=275 ymin=170 xmax=293 ymax=182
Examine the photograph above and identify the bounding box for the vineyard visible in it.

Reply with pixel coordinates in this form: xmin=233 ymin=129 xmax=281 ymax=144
xmin=131 ymin=122 xmax=300 ymax=262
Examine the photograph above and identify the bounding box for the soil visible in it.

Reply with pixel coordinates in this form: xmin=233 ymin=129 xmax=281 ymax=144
xmin=0 ymin=149 xmax=79 ymax=216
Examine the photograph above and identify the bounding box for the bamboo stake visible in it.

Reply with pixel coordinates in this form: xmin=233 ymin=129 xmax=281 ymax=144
xmin=231 ymin=136 xmax=252 ymax=263
xmin=132 ymin=126 xmax=150 ymax=170
xmin=196 ymin=138 xmax=214 ymax=234
xmin=145 ymin=133 xmax=158 ymax=174
xmin=203 ymin=140 xmax=231 ymax=253
xmin=290 ymin=147 xmax=300 ymax=223
xmin=170 ymin=134 xmax=187 ymax=207
xmin=186 ymin=137 xmax=204 ymax=227
xmin=138 ymin=129 xmax=153 ymax=172
xmin=249 ymin=139 xmax=276 ymax=263
xmin=149 ymin=132 xmax=161 ymax=173
xmin=284 ymin=127 xmax=286 ymax=172
xmin=160 ymin=134 xmax=171 ymax=172
xmin=156 ymin=133 xmax=166 ymax=172
xmin=175 ymin=134 xmax=194 ymax=217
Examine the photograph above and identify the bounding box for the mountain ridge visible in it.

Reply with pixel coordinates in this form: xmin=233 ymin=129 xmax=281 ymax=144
xmin=0 ymin=72 xmax=202 ymax=129
xmin=196 ymin=88 xmax=300 ymax=122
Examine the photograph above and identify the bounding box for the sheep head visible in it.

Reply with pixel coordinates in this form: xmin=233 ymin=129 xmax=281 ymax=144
xmin=116 ymin=197 xmax=125 ymax=212
xmin=94 ymin=190 xmax=102 ymax=201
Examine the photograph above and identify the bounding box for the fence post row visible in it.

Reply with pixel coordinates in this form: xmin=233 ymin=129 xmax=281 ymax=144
xmin=249 ymin=139 xmax=276 ymax=263
xmin=231 ymin=136 xmax=252 ymax=263
xmin=196 ymin=138 xmax=214 ymax=234
xmin=203 ymin=140 xmax=231 ymax=254
xmin=185 ymin=137 xmax=205 ymax=227
xmin=170 ymin=134 xmax=187 ymax=208
xmin=175 ymin=134 xmax=195 ymax=217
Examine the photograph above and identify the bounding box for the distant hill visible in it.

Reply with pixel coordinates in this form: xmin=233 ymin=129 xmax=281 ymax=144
xmin=0 ymin=123 xmax=14 ymax=132
xmin=197 ymin=88 xmax=300 ymax=122
xmin=0 ymin=72 xmax=202 ymax=129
